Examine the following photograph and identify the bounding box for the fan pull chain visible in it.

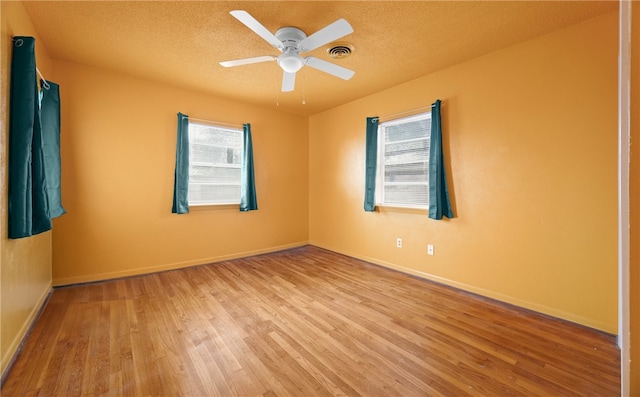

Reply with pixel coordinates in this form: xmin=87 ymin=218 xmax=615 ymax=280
xmin=302 ymin=75 xmax=306 ymax=104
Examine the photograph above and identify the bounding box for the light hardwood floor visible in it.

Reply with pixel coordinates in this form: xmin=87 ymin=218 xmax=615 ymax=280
xmin=2 ymin=246 xmax=620 ymax=396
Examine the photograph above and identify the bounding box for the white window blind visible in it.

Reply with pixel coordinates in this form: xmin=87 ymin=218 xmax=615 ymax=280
xmin=377 ymin=112 xmax=431 ymax=208
xmin=188 ymin=122 xmax=243 ymax=205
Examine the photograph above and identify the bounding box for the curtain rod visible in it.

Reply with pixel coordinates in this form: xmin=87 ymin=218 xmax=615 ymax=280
xmin=188 ymin=116 xmax=244 ymax=129
xmin=36 ymin=67 xmax=50 ymax=89
xmin=378 ymin=106 xmax=430 ymax=122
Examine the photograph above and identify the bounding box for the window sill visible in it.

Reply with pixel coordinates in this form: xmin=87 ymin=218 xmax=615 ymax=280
xmin=376 ymin=205 xmax=428 ymax=215
xmin=189 ymin=203 xmax=239 ymax=211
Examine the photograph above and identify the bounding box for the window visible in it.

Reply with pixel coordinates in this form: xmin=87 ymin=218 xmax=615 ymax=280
xmin=377 ymin=112 xmax=431 ymax=209
xmin=188 ymin=122 xmax=243 ymax=205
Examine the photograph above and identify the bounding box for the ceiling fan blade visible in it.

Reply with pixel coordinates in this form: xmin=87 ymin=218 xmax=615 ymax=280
xmin=299 ymin=19 xmax=353 ymax=52
xmin=230 ymin=10 xmax=283 ymax=50
xmin=220 ymin=55 xmax=276 ymax=68
xmin=282 ymin=71 xmax=296 ymax=92
xmin=305 ymin=57 xmax=355 ymax=80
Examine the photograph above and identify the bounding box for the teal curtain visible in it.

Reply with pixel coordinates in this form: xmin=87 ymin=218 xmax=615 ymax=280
xmin=428 ymin=99 xmax=453 ymax=220
xmin=364 ymin=117 xmax=378 ymax=211
xmin=240 ymin=123 xmax=258 ymax=211
xmin=8 ymin=36 xmax=51 ymax=239
xmin=40 ymin=80 xmax=66 ymax=219
xmin=172 ymin=112 xmax=190 ymax=214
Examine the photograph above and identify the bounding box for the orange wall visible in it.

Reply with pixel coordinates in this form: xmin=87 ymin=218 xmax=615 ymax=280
xmin=630 ymin=1 xmax=639 ymax=393
xmin=309 ymin=12 xmax=619 ymax=333
xmin=51 ymin=61 xmax=309 ymax=285
xmin=0 ymin=1 xmax=53 ymax=376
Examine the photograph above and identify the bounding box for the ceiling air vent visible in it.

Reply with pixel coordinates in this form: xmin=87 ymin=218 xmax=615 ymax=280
xmin=326 ymin=42 xmax=354 ymax=59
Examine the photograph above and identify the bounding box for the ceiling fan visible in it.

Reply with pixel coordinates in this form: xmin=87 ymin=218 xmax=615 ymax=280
xmin=220 ymin=10 xmax=355 ymax=92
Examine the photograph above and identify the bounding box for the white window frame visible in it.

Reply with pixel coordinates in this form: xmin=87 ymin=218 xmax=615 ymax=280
xmin=376 ymin=112 xmax=431 ymax=210
xmin=187 ymin=121 xmax=243 ymax=206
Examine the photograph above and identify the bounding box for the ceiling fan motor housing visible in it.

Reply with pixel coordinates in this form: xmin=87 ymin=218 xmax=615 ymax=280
xmin=275 ymin=27 xmax=307 ymax=50
xmin=275 ymin=27 xmax=307 ymax=73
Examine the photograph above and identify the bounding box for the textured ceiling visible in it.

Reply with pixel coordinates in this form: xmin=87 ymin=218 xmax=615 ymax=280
xmin=22 ymin=1 xmax=617 ymax=116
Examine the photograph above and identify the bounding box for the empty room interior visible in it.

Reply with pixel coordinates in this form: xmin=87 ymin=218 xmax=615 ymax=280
xmin=1 ymin=1 xmax=639 ymax=396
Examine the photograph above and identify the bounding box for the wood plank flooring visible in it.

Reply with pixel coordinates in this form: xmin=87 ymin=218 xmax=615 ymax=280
xmin=2 ymin=246 xmax=620 ymax=396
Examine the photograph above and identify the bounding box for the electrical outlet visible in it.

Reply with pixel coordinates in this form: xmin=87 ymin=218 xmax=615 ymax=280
xmin=427 ymin=244 xmax=434 ymax=255
xmin=396 ymin=238 xmax=402 ymax=248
